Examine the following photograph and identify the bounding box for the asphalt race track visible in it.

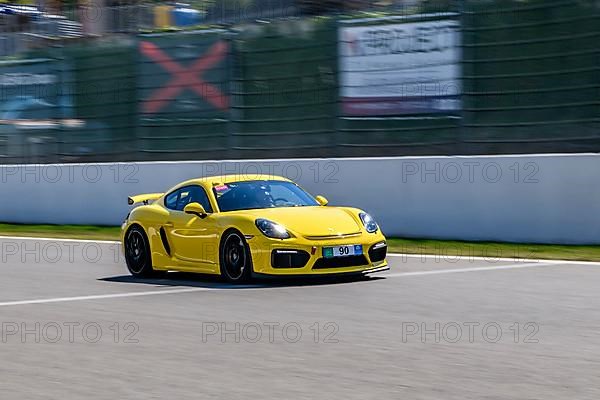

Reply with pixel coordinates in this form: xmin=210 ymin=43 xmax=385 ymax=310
xmin=0 ymin=237 xmax=599 ymax=399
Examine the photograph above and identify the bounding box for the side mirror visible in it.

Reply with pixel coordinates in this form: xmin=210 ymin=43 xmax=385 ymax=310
xmin=184 ymin=202 xmax=208 ymax=218
xmin=315 ymin=195 xmax=329 ymax=206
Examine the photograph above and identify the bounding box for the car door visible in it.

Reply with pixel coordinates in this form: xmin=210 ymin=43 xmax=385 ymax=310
xmin=163 ymin=185 xmax=219 ymax=273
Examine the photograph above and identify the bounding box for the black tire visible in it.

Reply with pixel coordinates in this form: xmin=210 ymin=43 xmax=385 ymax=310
xmin=124 ymin=225 xmax=166 ymax=278
xmin=219 ymin=231 xmax=252 ymax=284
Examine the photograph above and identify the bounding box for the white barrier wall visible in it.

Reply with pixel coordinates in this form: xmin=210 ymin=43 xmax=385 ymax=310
xmin=1 ymin=154 xmax=599 ymax=244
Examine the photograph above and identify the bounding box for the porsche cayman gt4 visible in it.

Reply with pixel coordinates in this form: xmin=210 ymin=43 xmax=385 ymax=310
xmin=122 ymin=175 xmax=388 ymax=283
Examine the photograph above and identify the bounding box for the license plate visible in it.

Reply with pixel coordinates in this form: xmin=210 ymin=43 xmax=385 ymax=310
xmin=323 ymin=245 xmax=363 ymax=258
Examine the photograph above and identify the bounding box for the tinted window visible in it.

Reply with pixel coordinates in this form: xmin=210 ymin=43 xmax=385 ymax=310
xmin=165 ymin=185 xmax=213 ymax=213
xmin=213 ymin=180 xmax=318 ymax=212
xmin=165 ymin=190 xmax=179 ymax=210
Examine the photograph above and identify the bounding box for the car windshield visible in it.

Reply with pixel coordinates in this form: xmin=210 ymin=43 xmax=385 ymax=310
xmin=213 ymin=180 xmax=319 ymax=212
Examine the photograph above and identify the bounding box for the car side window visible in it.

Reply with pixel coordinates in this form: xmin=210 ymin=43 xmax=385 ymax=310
xmin=176 ymin=189 xmax=192 ymax=211
xmin=165 ymin=186 xmax=213 ymax=213
xmin=165 ymin=190 xmax=179 ymax=210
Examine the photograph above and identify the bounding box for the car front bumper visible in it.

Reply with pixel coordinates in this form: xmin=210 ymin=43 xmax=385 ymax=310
xmin=246 ymin=232 xmax=388 ymax=276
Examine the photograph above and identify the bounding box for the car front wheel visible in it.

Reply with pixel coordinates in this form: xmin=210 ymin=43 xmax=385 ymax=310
xmin=220 ymin=231 xmax=252 ymax=284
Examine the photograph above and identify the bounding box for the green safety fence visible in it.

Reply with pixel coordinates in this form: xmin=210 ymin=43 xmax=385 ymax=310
xmin=232 ymin=18 xmax=338 ymax=158
xmin=60 ymin=38 xmax=138 ymax=162
xmin=0 ymin=58 xmax=62 ymax=163
xmin=3 ymin=39 xmax=139 ymax=164
xmin=461 ymin=0 xmax=600 ymax=154
xmin=137 ymin=30 xmax=231 ymax=159
xmin=0 ymin=0 xmax=598 ymax=164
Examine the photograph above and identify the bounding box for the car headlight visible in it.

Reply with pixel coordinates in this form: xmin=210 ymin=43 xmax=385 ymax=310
xmin=359 ymin=212 xmax=378 ymax=233
xmin=255 ymin=219 xmax=291 ymax=239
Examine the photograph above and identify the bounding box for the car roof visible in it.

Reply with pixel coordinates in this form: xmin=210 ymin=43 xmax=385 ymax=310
xmin=179 ymin=174 xmax=293 ymax=187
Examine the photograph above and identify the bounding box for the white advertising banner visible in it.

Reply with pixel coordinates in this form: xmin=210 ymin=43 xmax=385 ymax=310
xmin=339 ymin=18 xmax=461 ymax=116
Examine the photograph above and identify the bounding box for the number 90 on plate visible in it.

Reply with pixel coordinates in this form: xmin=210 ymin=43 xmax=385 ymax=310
xmin=323 ymin=244 xmax=363 ymax=258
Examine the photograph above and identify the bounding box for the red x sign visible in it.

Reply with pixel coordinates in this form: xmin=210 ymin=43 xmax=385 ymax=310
xmin=140 ymin=40 xmax=230 ymax=114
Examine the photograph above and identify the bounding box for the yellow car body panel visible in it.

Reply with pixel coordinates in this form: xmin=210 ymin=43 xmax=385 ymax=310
xmin=121 ymin=174 xmax=388 ymax=277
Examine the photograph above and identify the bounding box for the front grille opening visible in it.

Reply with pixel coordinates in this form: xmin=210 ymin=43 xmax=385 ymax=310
xmin=368 ymin=242 xmax=387 ymax=263
xmin=313 ymin=255 xmax=369 ymax=269
xmin=271 ymin=249 xmax=310 ymax=269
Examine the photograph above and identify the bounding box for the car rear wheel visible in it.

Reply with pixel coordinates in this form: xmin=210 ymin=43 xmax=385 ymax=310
xmin=220 ymin=231 xmax=252 ymax=284
xmin=125 ymin=225 xmax=165 ymax=278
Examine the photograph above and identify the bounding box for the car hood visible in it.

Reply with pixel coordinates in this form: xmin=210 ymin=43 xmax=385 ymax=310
xmin=240 ymin=206 xmax=362 ymax=237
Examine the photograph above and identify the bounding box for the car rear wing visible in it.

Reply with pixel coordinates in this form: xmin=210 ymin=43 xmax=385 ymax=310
xmin=128 ymin=193 xmax=164 ymax=206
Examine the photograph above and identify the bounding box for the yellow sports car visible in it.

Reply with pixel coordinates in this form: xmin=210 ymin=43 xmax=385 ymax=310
xmin=121 ymin=174 xmax=388 ymax=283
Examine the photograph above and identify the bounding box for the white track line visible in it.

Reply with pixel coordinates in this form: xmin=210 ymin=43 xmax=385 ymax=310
xmin=0 ymin=287 xmax=215 ymax=307
xmin=387 ymin=253 xmax=600 ymax=266
xmin=0 ymin=262 xmax=563 ymax=308
xmin=0 ymin=235 xmax=120 ymax=244
xmin=385 ymin=262 xmax=554 ymax=278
